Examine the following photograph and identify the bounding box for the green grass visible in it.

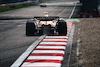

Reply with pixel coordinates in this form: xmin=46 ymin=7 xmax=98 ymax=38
xmin=0 ymin=3 xmax=40 ymax=12
xmin=76 ymin=2 xmax=80 ymax=4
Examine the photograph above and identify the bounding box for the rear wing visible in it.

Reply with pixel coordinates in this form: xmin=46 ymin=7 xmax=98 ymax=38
xmin=34 ymin=16 xmax=59 ymax=21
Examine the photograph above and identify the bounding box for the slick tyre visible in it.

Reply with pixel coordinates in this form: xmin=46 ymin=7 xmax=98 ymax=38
xmin=26 ymin=20 xmax=35 ymax=36
xmin=57 ymin=20 xmax=67 ymax=35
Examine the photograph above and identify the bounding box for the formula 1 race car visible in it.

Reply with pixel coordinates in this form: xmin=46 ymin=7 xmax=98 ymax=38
xmin=26 ymin=13 xmax=67 ymax=36
xmin=40 ymin=3 xmax=47 ymax=7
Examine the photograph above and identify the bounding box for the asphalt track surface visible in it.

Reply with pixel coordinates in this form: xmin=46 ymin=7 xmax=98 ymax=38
xmin=0 ymin=0 xmax=79 ymax=67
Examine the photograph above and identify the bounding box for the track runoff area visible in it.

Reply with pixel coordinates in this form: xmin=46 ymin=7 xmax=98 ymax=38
xmin=11 ymin=5 xmax=76 ymax=67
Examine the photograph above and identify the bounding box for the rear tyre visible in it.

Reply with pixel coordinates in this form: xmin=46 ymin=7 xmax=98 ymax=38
xmin=57 ymin=20 xmax=67 ymax=35
xmin=26 ymin=20 xmax=36 ymax=36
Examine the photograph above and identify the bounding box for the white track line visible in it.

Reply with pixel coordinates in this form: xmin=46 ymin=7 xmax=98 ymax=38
xmin=43 ymin=39 xmax=67 ymax=41
xmin=27 ymin=56 xmax=63 ymax=60
xmin=10 ymin=35 xmax=46 ymax=67
xmin=32 ymin=50 xmax=65 ymax=54
xmin=40 ymin=42 xmax=67 ymax=45
xmin=37 ymin=46 xmax=66 ymax=49
xmin=21 ymin=63 xmax=61 ymax=67
xmin=69 ymin=4 xmax=76 ymax=18
xmin=46 ymin=36 xmax=68 ymax=38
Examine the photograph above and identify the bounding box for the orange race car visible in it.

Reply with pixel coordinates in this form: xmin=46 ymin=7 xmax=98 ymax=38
xmin=26 ymin=13 xmax=67 ymax=36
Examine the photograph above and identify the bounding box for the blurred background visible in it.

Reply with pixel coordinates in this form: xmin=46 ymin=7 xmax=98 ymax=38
xmin=0 ymin=0 xmax=100 ymax=16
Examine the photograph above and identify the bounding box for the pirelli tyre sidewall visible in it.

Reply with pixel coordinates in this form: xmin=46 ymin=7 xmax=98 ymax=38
xmin=26 ymin=20 xmax=36 ymax=36
xmin=57 ymin=20 xmax=67 ymax=35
